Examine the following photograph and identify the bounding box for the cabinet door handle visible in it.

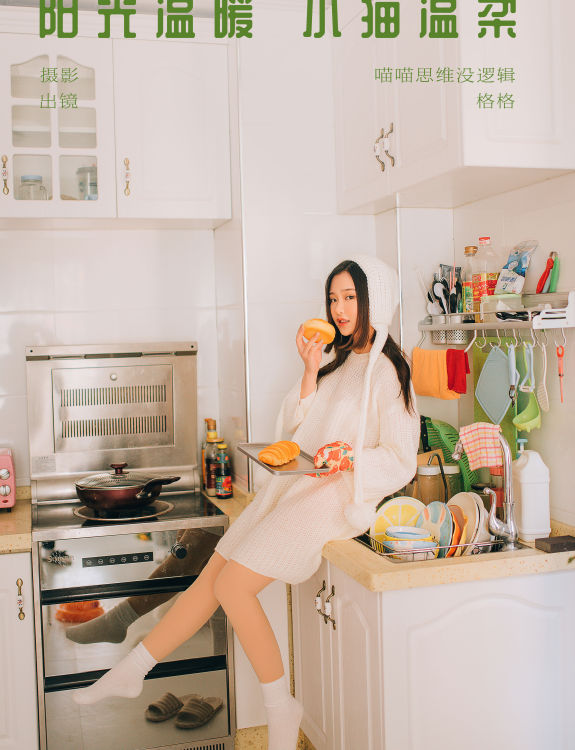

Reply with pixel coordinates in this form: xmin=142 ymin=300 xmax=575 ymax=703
xmin=2 ymin=155 xmax=9 ymax=195
xmin=16 ymin=577 xmax=25 ymax=621
xmin=324 ymin=585 xmax=336 ymax=630
xmin=314 ymin=580 xmax=326 ymax=613
xmin=374 ymin=123 xmax=395 ymax=171
xmin=123 ymin=157 xmax=131 ymax=196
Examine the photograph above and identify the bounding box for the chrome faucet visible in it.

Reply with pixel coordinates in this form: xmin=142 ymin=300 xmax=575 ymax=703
xmin=452 ymin=431 xmax=520 ymax=551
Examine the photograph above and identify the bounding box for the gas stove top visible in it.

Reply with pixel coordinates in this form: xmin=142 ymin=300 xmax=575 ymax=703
xmin=32 ymin=492 xmax=225 ymax=541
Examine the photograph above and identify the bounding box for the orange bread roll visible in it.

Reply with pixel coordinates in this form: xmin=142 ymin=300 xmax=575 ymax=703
xmin=302 ymin=318 xmax=335 ymax=345
xmin=258 ymin=440 xmax=300 ymax=467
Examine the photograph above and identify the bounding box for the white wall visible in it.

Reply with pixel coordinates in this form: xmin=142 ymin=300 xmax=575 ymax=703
xmin=454 ymin=172 xmax=575 ymax=527
xmin=0 ymin=228 xmax=220 ymax=485
xmin=232 ymin=5 xmax=376 ymax=728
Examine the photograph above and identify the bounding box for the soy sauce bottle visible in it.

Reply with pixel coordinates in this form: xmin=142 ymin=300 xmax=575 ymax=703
xmin=215 ymin=443 xmax=233 ymax=499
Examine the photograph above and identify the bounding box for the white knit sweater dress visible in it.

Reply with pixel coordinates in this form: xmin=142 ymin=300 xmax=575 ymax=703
xmin=214 ymin=350 xmax=420 ymax=584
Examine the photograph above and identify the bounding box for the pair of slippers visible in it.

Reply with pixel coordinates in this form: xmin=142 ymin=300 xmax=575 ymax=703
xmin=145 ymin=692 xmax=223 ymax=729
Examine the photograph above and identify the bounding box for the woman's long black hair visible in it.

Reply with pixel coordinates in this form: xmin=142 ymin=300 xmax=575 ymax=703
xmin=317 ymin=260 xmax=414 ymax=413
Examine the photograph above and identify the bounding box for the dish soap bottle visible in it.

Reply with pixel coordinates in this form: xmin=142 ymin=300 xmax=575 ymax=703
xmin=512 ymin=438 xmax=550 ymax=541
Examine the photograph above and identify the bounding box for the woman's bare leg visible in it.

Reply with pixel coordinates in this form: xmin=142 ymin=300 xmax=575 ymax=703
xmin=143 ymin=550 xmax=227 ymax=660
xmin=213 ymin=560 xmax=282 ymax=681
xmin=213 ymin=561 xmax=303 ymax=750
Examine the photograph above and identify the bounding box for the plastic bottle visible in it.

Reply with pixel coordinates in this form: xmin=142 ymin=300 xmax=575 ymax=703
xmin=473 ymin=236 xmax=500 ymax=320
xmin=462 ymin=245 xmax=478 ymax=320
xmin=204 ymin=427 xmax=221 ymax=497
xmin=512 ymin=438 xmax=550 ymax=541
xmin=215 ymin=443 xmax=233 ymax=499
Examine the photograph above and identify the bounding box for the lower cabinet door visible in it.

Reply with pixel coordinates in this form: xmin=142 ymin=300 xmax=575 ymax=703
xmin=329 ymin=563 xmax=384 ymax=750
xmin=0 ymin=551 xmax=39 ymax=750
xmin=293 ymin=560 xmax=333 ymax=750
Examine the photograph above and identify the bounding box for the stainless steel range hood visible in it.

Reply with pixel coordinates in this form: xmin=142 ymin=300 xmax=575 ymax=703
xmin=26 ymin=342 xmax=199 ymax=502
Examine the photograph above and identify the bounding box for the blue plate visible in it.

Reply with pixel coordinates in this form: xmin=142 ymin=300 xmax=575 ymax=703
xmin=416 ymin=501 xmax=453 ymax=559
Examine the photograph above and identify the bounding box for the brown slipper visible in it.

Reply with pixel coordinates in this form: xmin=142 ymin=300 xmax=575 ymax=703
xmin=144 ymin=692 xmax=184 ymax=722
xmin=174 ymin=694 xmax=224 ymax=729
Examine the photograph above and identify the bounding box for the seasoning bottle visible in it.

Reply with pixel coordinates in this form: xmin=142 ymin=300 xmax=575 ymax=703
xmin=462 ymin=245 xmax=478 ymax=321
xmin=215 ymin=443 xmax=233 ymax=499
xmin=205 ymin=427 xmax=221 ymax=497
xmin=201 ymin=418 xmax=217 ymax=490
xmin=473 ymin=236 xmax=499 ymax=320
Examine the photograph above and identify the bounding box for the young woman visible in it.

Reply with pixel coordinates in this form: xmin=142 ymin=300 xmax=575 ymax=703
xmin=73 ymin=255 xmax=420 ymax=750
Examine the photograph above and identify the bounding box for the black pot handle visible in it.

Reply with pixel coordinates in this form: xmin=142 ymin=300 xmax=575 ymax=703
xmin=137 ymin=476 xmax=180 ymax=499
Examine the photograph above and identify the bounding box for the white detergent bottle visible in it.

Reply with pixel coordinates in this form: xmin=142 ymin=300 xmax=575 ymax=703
xmin=512 ymin=438 xmax=550 ymax=541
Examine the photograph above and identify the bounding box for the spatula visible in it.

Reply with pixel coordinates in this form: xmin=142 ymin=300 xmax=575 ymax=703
xmin=536 ymin=342 xmax=549 ymax=412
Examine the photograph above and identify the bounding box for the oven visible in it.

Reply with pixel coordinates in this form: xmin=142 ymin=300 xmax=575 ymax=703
xmin=26 ymin=343 xmax=236 ymax=750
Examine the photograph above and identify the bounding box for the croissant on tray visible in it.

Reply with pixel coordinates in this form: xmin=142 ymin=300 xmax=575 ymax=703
xmin=258 ymin=440 xmax=300 ymax=467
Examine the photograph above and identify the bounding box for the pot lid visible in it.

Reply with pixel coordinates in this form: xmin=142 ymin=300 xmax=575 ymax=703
xmin=76 ymin=463 xmax=156 ymax=490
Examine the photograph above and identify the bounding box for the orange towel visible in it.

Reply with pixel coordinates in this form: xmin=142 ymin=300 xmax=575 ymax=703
xmin=459 ymin=422 xmax=502 ymax=470
xmin=412 ymin=347 xmax=460 ymax=400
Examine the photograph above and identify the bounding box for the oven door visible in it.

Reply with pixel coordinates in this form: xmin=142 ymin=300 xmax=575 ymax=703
xmin=37 ymin=526 xmax=233 ymax=750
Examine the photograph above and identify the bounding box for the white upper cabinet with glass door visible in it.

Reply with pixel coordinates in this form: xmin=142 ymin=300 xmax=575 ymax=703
xmin=0 ymin=35 xmax=116 ymax=218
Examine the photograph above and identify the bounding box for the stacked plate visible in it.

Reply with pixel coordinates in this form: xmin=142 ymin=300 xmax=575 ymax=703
xmin=370 ymin=493 xmax=493 ymax=561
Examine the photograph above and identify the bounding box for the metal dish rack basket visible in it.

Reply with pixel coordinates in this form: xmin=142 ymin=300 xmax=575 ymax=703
xmin=355 ymin=532 xmax=503 ymax=563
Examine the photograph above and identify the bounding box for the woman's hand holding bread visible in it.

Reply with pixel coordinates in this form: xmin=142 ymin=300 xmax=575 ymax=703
xmin=297 ymin=319 xmax=335 ymax=400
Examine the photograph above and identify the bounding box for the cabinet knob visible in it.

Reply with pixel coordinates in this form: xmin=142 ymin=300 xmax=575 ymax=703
xmin=1 ymin=155 xmax=9 ymax=195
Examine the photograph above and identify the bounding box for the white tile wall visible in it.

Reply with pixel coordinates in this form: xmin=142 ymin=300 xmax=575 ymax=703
xmin=0 ymin=229 xmax=219 ymax=485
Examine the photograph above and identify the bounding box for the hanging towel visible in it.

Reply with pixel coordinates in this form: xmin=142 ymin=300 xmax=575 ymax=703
xmin=412 ymin=348 xmax=460 ymax=400
xmin=446 ymin=349 xmax=470 ymax=394
xmin=459 ymin=422 xmax=502 ymax=471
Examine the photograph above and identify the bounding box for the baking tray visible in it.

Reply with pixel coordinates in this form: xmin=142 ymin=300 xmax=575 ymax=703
xmin=238 ymin=443 xmax=331 ymax=475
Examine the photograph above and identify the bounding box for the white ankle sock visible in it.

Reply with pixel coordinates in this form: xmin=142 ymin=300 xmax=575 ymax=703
xmin=73 ymin=642 xmax=157 ymax=705
xmin=66 ymin=600 xmax=139 ymax=644
xmin=261 ymin=675 xmax=303 ymax=750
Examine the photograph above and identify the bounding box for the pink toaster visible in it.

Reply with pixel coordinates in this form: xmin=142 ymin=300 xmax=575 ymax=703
xmin=0 ymin=449 xmax=16 ymax=511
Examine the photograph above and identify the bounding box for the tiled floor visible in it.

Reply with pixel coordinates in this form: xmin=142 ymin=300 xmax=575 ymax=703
xmin=235 ymin=726 xmax=315 ymax=749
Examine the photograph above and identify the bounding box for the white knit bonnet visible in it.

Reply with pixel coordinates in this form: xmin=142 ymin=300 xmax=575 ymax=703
xmin=340 ymin=255 xmax=400 ymax=532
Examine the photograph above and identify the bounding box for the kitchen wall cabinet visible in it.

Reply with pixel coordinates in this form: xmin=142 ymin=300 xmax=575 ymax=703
xmin=114 ymin=39 xmax=230 ymax=220
xmin=0 ymin=552 xmax=39 ymax=750
xmin=294 ymin=559 xmax=575 ymax=750
xmin=333 ymin=0 xmax=575 ymax=213
xmin=0 ymin=19 xmax=231 ymax=223
xmin=0 ymin=35 xmax=116 ymax=218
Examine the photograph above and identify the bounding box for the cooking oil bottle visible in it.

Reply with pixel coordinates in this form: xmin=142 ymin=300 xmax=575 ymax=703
xmin=512 ymin=438 xmax=550 ymax=541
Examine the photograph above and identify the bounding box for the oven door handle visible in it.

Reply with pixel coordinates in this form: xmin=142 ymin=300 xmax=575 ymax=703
xmin=45 ymin=655 xmax=228 ymax=693
xmin=41 ymin=574 xmax=198 ymax=605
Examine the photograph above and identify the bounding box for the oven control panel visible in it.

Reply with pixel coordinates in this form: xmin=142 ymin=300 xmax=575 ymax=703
xmin=0 ymin=449 xmax=16 ymax=510
xmin=83 ymin=552 xmax=153 ymax=567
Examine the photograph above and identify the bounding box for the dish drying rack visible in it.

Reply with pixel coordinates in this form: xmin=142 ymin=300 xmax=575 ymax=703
xmin=355 ymin=533 xmax=503 ymax=563
xmin=417 ymin=290 xmax=575 ymax=347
